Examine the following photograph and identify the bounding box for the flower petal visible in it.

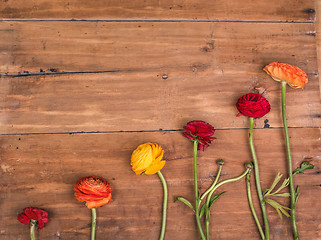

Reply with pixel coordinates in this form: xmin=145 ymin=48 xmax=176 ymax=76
xmin=86 ymin=195 xmax=112 ymax=209
xmin=263 ymin=62 xmax=308 ymax=89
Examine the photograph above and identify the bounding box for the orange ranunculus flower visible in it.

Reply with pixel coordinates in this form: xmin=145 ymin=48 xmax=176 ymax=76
xmin=131 ymin=143 xmax=165 ymax=175
xmin=74 ymin=176 xmax=112 ymax=209
xmin=263 ymin=62 xmax=308 ymax=89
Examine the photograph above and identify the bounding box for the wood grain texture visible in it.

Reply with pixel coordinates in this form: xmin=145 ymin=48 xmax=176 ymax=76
xmin=0 ymin=22 xmax=318 ymax=74
xmin=0 ymin=0 xmax=316 ymax=21
xmin=0 ymin=69 xmax=320 ymax=134
xmin=0 ymin=21 xmax=320 ymax=134
xmin=0 ymin=1 xmax=320 ymax=239
xmin=0 ymin=129 xmax=320 ymax=240
xmin=316 ymin=0 xmax=321 ymax=96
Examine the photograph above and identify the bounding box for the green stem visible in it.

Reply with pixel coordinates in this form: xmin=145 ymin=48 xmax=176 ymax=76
xmin=199 ymin=165 xmax=222 ymax=208
xmin=204 ymin=168 xmax=250 ymax=240
xmin=205 ymin=169 xmax=250 ymax=203
xmin=249 ymin=117 xmax=270 ymax=240
xmin=91 ymin=208 xmax=96 ymax=240
xmin=203 ymin=165 xmax=222 ymax=240
xmin=281 ymin=81 xmax=299 ymax=240
xmin=246 ymin=171 xmax=265 ymax=240
xmin=30 ymin=221 xmax=36 ymax=240
xmin=206 ymin=211 xmax=210 ymax=240
xmin=157 ymin=171 xmax=168 ymax=240
xmin=193 ymin=140 xmax=206 ymax=240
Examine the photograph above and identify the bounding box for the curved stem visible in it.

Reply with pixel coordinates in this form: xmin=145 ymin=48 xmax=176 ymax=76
xmin=246 ymin=171 xmax=265 ymax=240
xmin=204 ymin=168 xmax=250 ymax=240
xmin=91 ymin=208 xmax=96 ymax=240
xmin=249 ymin=117 xmax=270 ymax=240
xmin=281 ymin=81 xmax=299 ymax=240
xmin=30 ymin=221 xmax=36 ymax=240
xmin=157 ymin=171 xmax=168 ymax=240
xmin=199 ymin=165 xmax=222 ymax=208
xmin=193 ymin=140 xmax=206 ymax=240
xmin=206 ymin=168 xmax=250 ymax=203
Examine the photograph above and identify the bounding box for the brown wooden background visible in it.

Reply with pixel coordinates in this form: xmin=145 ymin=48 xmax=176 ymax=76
xmin=0 ymin=1 xmax=320 ymax=239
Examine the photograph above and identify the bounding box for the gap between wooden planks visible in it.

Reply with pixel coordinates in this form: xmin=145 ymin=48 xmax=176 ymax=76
xmin=0 ymin=129 xmax=320 ymax=240
xmin=0 ymin=21 xmax=320 ymax=134
xmin=0 ymin=0 xmax=316 ymax=21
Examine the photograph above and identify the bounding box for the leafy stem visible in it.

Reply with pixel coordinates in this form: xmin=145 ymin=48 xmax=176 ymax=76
xmin=293 ymin=161 xmax=314 ymax=175
xmin=199 ymin=164 xmax=223 ymax=209
xmin=263 ymin=172 xmax=290 ymax=219
xmin=203 ymin=168 xmax=249 ymax=240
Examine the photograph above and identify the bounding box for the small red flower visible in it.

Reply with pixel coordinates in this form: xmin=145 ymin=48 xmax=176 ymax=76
xmin=236 ymin=93 xmax=271 ymax=118
xmin=182 ymin=120 xmax=216 ymax=151
xmin=17 ymin=208 xmax=49 ymax=230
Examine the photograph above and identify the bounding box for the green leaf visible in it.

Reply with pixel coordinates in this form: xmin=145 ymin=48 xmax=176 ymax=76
xmin=265 ymin=198 xmax=290 ymax=220
xmin=174 ymin=197 xmax=194 ymax=211
xmin=273 ymin=193 xmax=291 ymax=197
xmin=295 ymin=186 xmax=300 ymax=206
xmin=293 ymin=161 xmax=314 ymax=175
xmin=208 ymin=191 xmax=227 ymax=209
xmin=272 ymin=177 xmax=289 ymax=195
xmin=199 ymin=204 xmax=207 ymax=218
xmin=264 ymin=172 xmax=283 ymax=197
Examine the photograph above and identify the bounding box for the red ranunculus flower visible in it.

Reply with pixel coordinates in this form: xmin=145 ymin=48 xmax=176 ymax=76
xmin=17 ymin=207 xmax=49 ymax=230
xmin=74 ymin=176 xmax=112 ymax=209
xmin=236 ymin=93 xmax=270 ymax=119
xmin=182 ymin=120 xmax=216 ymax=151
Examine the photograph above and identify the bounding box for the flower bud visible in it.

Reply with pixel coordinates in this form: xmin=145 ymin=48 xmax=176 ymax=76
xmin=245 ymin=162 xmax=253 ymax=170
xmin=217 ymin=159 xmax=225 ymax=166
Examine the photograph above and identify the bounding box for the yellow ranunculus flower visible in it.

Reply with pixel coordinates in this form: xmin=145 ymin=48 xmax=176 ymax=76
xmin=131 ymin=143 xmax=165 ymax=175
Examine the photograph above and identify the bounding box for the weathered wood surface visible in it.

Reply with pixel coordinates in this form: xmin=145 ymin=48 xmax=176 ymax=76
xmin=0 ymin=0 xmax=320 ymax=239
xmin=0 ymin=129 xmax=320 ymax=240
xmin=0 ymin=22 xmax=317 ymax=74
xmin=0 ymin=0 xmax=316 ymax=21
xmin=316 ymin=0 xmax=321 ymax=95
xmin=0 ymin=22 xmax=320 ymax=134
xmin=0 ymin=70 xmax=320 ymax=134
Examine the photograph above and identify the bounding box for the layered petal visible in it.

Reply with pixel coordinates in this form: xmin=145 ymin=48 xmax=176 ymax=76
xmin=182 ymin=121 xmax=215 ymax=151
xmin=17 ymin=208 xmax=49 ymax=230
xmin=74 ymin=176 xmax=112 ymax=209
xmin=263 ymin=62 xmax=308 ymax=89
xmin=131 ymin=143 xmax=165 ymax=175
xmin=236 ymin=93 xmax=270 ymax=118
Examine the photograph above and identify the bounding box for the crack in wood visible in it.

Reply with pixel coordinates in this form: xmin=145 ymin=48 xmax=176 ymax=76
xmin=0 ymin=19 xmax=315 ymax=23
xmin=0 ymin=126 xmax=318 ymax=136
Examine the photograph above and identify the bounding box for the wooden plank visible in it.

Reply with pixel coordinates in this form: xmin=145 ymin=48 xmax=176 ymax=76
xmin=0 ymin=0 xmax=316 ymax=21
xmin=0 ymin=69 xmax=320 ymax=134
xmin=315 ymin=1 xmax=321 ymax=96
xmin=0 ymin=129 xmax=319 ymax=239
xmin=0 ymin=22 xmax=318 ymax=74
xmin=0 ymin=21 xmax=319 ymax=133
